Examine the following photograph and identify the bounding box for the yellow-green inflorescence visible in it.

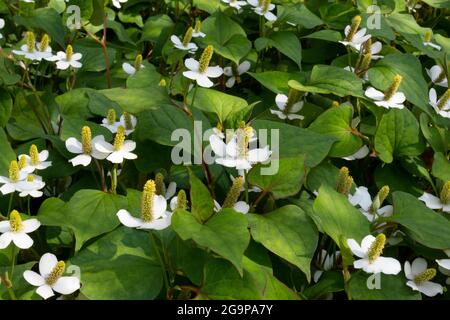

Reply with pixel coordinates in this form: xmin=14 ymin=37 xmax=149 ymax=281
xmin=155 ymin=173 xmax=166 ymax=196
xmin=107 ymin=108 xmax=116 ymax=125
xmin=141 ymin=180 xmax=156 ymax=222
xmin=134 ymin=54 xmax=143 ymax=72
xmin=176 ymin=190 xmax=187 ymax=210
xmin=424 ymin=31 xmax=433 ymax=43
xmin=9 ymin=160 xmax=20 ymax=182
xmin=236 ymin=122 xmax=253 ymax=159
xmin=198 ymin=45 xmax=214 ymax=74
xmin=414 ymin=268 xmax=437 ymax=284
xmin=383 ymin=74 xmax=403 ymax=101
xmin=39 ymin=34 xmax=50 ymax=52
xmin=370 ymin=185 xmax=390 ymax=213
xmin=262 ymin=0 xmax=271 ymax=12
xmin=46 ymin=261 xmax=66 ymax=285
xmin=367 ymin=233 xmax=386 ymax=263
xmin=336 ymin=166 xmax=353 ymax=195
xmin=18 ymin=155 xmax=27 ymax=170
xmin=81 ymin=126 xmax=92 ymax=155
xmin=437 ymin=89 xmax=450 ymax=111
xmin=66 ymin=44 xmax=73 ymax=61
xmin=29 ymin=144 xmax=40 ymax=166
xmin=435 ymin=63 xmax=449 ymax=84
xmin=194 ymin=20 xmax=202 ymax=33
xmin=440 ymin=181 xmax=450 ymax=204
xmin=346 ymin=16 xmax=361 ymax=42
xmin=113 ymin=126 xmax=126 ymax=151
xmin=285 ymin=87 xmax=302 ymax=114
xmin=123 ymin=112 xmax=133 ymax=130
xmin=9 ymin=210 xmax=23 ymax=232
xmin=182 ymin=27 xmax=194 ymax=48
xmin=26 ymin=31 xmax=35 ymax=53
xmin=26 ymin=174 xmax=34 ymax=182
xmin=223 ymin=176 xmax=244 ymax=209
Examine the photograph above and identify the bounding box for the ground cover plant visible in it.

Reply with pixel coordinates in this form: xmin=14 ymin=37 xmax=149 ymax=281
xmin=0 ymin=0 xmax=449 ymax=300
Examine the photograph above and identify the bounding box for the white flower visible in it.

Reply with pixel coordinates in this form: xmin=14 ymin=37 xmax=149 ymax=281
xmin=347 ymin=234 xmax=401 ymax=275
xmin=0 ymin=18 xmax=4 ymax=40
xmin=16 ymin=174 xmax=46 ymax=198
xmin=437 ymin=251 xmax=450 ymax=285
xmin=418 ymin=191 xmax=450 ymax=213
xmin=247 ymin=0 xmax=277 ymax=21
xmin=183 ymin=57 xmax=223 ymax=88
xmin=46 ymin=45 xmax=82 ymax=70
xmin=342 ymin=145 xmax=370 ymax=161
xmin=231 ymin=175 xmax=261 ymax=193
xmin=170 ymin=35 xmax=198 ymax=53
xmin=223 ymin=61 xmax=251 ymax=88
xmin=364 ymin=86 xmax=406 ymax=109
xmin=314 ymin=250 xmax=341 ymax=282
xmin=214 ymin=199 xmax=249 ymax=214
xmin=270 ymin=93 xmax=304 ymax=120
xmin=122 ymin=62 xmax=144 ymax=76
xmin=13 ymin=42 xmax=53 ymax=62
xmin=18 ymin=148 xmax=52 ymax=174
xmin=222 ymin=0 xmax=247 ymax=10
xmin=423 ymin=34 xmax=441 ymax=51
xmin=368 ymin=41 xmax=383 ymax=59
xmin=0 ymin=163 xmax=27 ymax=195
xmin=428 ymin=88 xmax=450 ymax=119
xmin=65 ymin=128 xmax=110 ymax=167
xmin=405 ymin=258 xmax=443 ymax=297
xmin=0 ymin=211 xmax=40 ymax=249
xmin=94 ymin=128 xmax=137 ymax=164
xmin=23 ymin=253 xmax=80 ymax=299
xmin=406 ymin=1 xmax=421 ymax=13
xmin=426 ymin=65 xmax=448 ymax=88
xmin=339 ymin=25 xmax=371 ymax=51
xmin=209 ymin=126 xmax=271 ymax=171
xmin=348 ymin=186 xmax=393 ymax=222
xmin=101 ymin=112 xmax=137 ymax=135
xmin=112 ymin=0 xmax=128 ymax=8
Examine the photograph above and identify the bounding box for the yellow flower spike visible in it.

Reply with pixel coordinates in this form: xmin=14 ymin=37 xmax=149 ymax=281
xmin=29 ymin=144 xmax=40 ymax=166
xmin=39 ymin=34 xmax=50 ymax=52
xmin=18 ymin=155 xmax=27 ymax=170
xmin=134 ymin=54 xmax=143 ymax=72
xmin=370 ymin=185 xmax=390 ymax=213
xmin=9 ymin=160 xmax=20 ymax=182
xmin=236 ymin=123 xmax=253 ymax=158
xmin=155 ymin=173 xmax=166 ymax=196
xmin=424 ymin=31 xmax=433 ymax=43
xmin=437 ymin=89 xmax=450 ymax=111
xmin=9 ymin=210 xmax=23 ymax=232
xmin=26 ymin=174 xmax=34 ymax=182
xmin=123 ymin=112 xmax=133 ymax=130
xmin=198 ymin=45 xmax=214 ymax=74
xmin=194 ymin=20 xmax=201 ymax=33
xmin=141 ymin=180 xmax=156 ymax=222
xmin=440 ymin=181 xmax=450 ymax=204
xmin=176 ymin=190 xmax=187 ymax=210
xmin=285 ymin=88 xmax=302 ymax=113
xmin=182 ymin=27 xmax=194 ymax=48
xmin=262 ymin=0 xmax=271 ymax=12
xmin=384 ymin=74 xmax=403 ymax=101
xmin=414 ymin=268 xmax=437 ymax=284
xmin=81 ymin=126 xmax=92 ymax=155
xmin=346 ymin=16 xmax=362 ymax=41
xmin=331 ymin=101 xmax=340 ymax=108
xmin=106 ymin=108 xmax=116 ymax=125
xmin=113 ymin=126 xmax=126 ymax=151
xmin=46 ymin=261 xmax=66 ymax=285
xmin=336 ymin=166 xmax=353 ymax=195
xmin=26 ymin=31 xmax=35 ymax=53
xmin=66 ymin=44 xmax=73 ymax=61
xmin=158 ymin=79 xmax=167 ymax=87
xmin=223 ymin=176 xmax=244 ymax=209
xmin=367 ymin=234 xmax=386 ymax=263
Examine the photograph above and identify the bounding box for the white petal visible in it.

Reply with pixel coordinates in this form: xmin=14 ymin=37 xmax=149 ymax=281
xmin=226 ymin=77 xmax=236 ymax=88
xmin=165 ymin=182 xmax=177 ymax=199
xmin=93 ymin=139 xmax=114 ymax=153
xmin=238 ymin=61 xmax=251 ymax=74
xmin=106 ymin=152 xmax=123 ymax=163
xmin=117 ymin=209 xmax=144 ymax=228
xmin=270 ymin=109 xmax=287 ymax=119
xmin=69 ymin=154 xmax=92 ymax=167
xmin=377 ymin=205 xmax=393 ymax=218
xmin=418 ymin=192 xmax=443 ymax=209
xmin=0 ymin=221 xmax=10 ymax=233
xmin=233 ymin=201 xmax=249 ymax=214
xmin=39 ymin=253 xmax=58 ymax=278
xmin=347 ymin=239 xmax=365 ymax=258
xmin=416 ymin=281 xmax=444 ymax=297
xmin=36 ymin=285 xmax=55 ymax=299
xmin=275 ymin=94 xmax=288 ymax=110
xmin=183 ymin=70 xmax=199 ymax=80
xmin=391 ymin=92 xmax=406 ymax=104
xmin=122 ymin=62 xmax=136 ymax=75
xmin=372 ymin=257 xmax=402 ymax=275
xmin=71 ymin=53 xmax=82 ymax=61
xmin=411 ymin=257 xmax=427 ymax=276
xmin=0 ymin=232 xmax=13 ymax=249
xmin=209 ymin=134 xmax=227 ymax=157
xmin=52 ymin=276 xmax=80 ymax=295
xmin=153 ymin=195 xmax=168 ymax=219
xmin=223 ymin=67 xmax=233 ymax=77
xmin=22 ymin=219 xmax=41 ymax=233
xmin=361 ymin=235 xmax=376 ymax=252
xmin=138 ymin=215 xmax=172 ymax=230
xmin=287 ymin=113 xmax=305 ymax=120
xmin=247 ymin=146 xmax=271 ymax=163
xmin=65 ymin=138 xmax=82 ymax=154
xmin=206 ymin=66 xmax=223 ymax=78
xmin=170 ymin=196 xmax=178 ymax=211
xmin=56 ymin=61 xmax=70 ymax=70
xmin=196 ymin=74 xmax=214 ymax=88
xmin=11 ymin=233 xmax=34 ymax=249
xmin=264 ymin=11 xmax=277 ymax=21
xmin=365 ymin=87 xmax=385 ymax=101
xmin=121 ymin=141 xmax=136 ymax=153
xmin=289 ymin=101 xmax=304 ymax=113
xmin=436 ymin=259 xmax=450 ymax=271
xmin=171 ymin=35 xmax=182 ymax=47
xmin=404 ymin=261 xmax=413 ymax=279
xmin=185 ymin=58 xmax=200 ymax=71
xmin=23 ymin=270 xmax=46 ymax=287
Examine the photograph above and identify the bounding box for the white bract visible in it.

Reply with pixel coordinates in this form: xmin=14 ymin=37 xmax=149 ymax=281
xmin=364 ymin=75 xmax=406 ymax=109
xmin=222 ymin=0 xmax=247 ymax=10
xmin=339 ymin=16 xmax=371 ymax=51
xmin=223 ymin=61 xmax=251 ymax=88
xmin=418 ymin=191 xmax=450 ymax=213
xmin=0 ymin=161 xmax=27 ymax=195
xmin=368 ymin=41 xmax=383 ymax=60
xmin=347 ymin=234 xmax=401 ymax=275
xmin=214 ymin=199 xmax=249 ymax=214
xmin=348 ymin=186 xmax=393 ymax=222
xmin=436 ymin=251 xmax=450 ymax=285
xmin=23 ymin=253 xmax=80 ymax=299
xmin=405 ymin=258 xmax=443 ymax=297
xmin=122 ymin=62 xmax=144 ymax=76
xmin=428 ymin=88 xmax=450 ymax=119
xmin=112 ymin=0 xmax=128 ymax=8
xmin=171 ymin=35 xmax=198 ymax=53
xmin=66 ymin=127 xmax=110 ymax=167
xmin=183 ymin=58 xmax=223 ymax=88
xmin=19 ymin=146 xmax=52 ymax=174
xmin=117 ymin=180 xmax=172 ymax=230
xmin=0 ymin=211 xmax=40 ymax=249
xmin=101 ymin=111 xmax=137 ymax=135
xmin=94 ymin=127 xmax=137 ymax=164
xmin=13 ymin=42 xmax=53 ymax=61
xmin=342 ymin=145 xmax=370 ymax=161
xmin=247 ymin=0 xmax=277 ymax=21
xmin=46 ymin=45 xmax=82 ymax=70
xmin=16 ymin=174 xmax=46 ymax=198
xmin=270 ymin=93 xmax=304 ymax=120
xmin=426 ymin=65 xmax=448 ymax=88
xmin=0 ymin=18 xmax=4 ymax=40
xmin=314 ymin=250 xmax=341 ymax=282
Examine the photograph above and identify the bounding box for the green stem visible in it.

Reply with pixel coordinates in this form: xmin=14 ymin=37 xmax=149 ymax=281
xmin=27 ymin=196 xmax=31 ymax=216
xmin=111 ymin=164 xmax=118 ymax=194
xmin=7 ymin=286 xmax=17 ymax=300
xmin=150 ymin=231 xmax=170 ymax=296
xmin=7 ymin=193 xmax=14 ymax=216
xmin=10 ymin=245 xmax=16 ymax=278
